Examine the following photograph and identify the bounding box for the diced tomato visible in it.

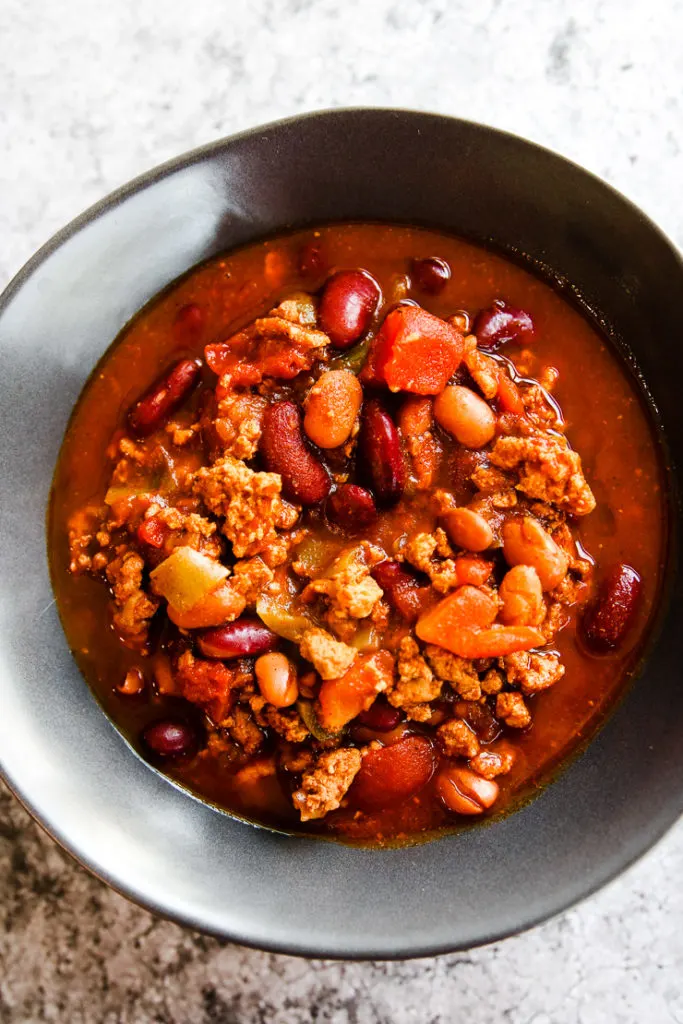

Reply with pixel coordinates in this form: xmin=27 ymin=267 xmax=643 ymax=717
xmin=454 ymin=555 xmax=492 ymax=587
xmin=137 ymin=515 xmax=170 ymax=549
xmin=373 ymin=307 xmax=464 ymax=394
xmin=416 ymin=585 xmax=498 ymax=643
xmin=496 ymin=372 xmax=525 ymax=415
xmin=350 ymin=735 xmax=436 ymax=810
xmin=318 ymin=651 xmax=395 ymax=732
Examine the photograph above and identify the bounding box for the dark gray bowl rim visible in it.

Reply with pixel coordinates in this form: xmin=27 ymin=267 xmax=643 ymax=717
xmin=1 ymin=107 xmax=682 ymax=960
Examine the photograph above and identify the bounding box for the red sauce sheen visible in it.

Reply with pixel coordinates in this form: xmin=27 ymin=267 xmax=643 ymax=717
xmin=49 ymin=224 xmax=667 ymax=845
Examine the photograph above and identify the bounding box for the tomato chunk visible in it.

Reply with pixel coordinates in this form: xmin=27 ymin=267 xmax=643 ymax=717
xmin=318 ymin=651 xmax=395 ymax=732
xmin=374 ymin=307 xmax=464 ymax=394
xmin=350 ymin=735 xmax=436 ymax=810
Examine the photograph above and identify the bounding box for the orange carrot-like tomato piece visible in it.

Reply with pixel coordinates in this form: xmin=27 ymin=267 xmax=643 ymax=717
xmin=496 ymin=372 xmax=525 ymax=415
xmin=317 ymin=650 xmax=395 ymax=732
xmin=416 ymin=585 xmax=498 ymax=641
xmin=416 ymin=585 xmax=544 ymax=657
xmin=454 ymin=555 xmax=493 ymax=587
xmin=374 ymin=307 xmax=464 ymax=394
xmin=350 ymin=735 xmax=436 ymax=810
xmin=445 ymin=625 xmax=545 ymax=659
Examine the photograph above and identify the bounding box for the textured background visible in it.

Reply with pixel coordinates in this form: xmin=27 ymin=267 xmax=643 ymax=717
xmin=1 ymin=1 xmax=683 ymax=1021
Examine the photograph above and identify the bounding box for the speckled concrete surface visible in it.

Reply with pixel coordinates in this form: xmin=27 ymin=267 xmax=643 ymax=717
xmin=1 ymin=1 xmax=683 ymax=1021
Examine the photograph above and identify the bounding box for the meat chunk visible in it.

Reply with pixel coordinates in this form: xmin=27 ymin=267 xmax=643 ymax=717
xmin=249 ymin=695 xmax=310 ymax=743
xmin=67 ymin=505 xmax=110 ymax=574
xmin=437 ymin=718 xmax=480 ymax=758
xmin=424 ymin=645 xmax=482 ymax=701
xmin=303 ymin=542 xmax=385 ymax=639
xmin=143 ymin=503 xmax=222 ymax=558
xmin=225 ymin=704 xmax=264 ymax=755
xmin=106 ymin=550 xmax=159 ymax=649
xmin=192 ymin=455 xmax=299 ymax=558
xmin=480 ymin=668 xmax=505 ymax=695
xmin=489 ymin=435 xmax=595 ymax=515
xmin=175 ymin=649 xmax=247 ymax=722
xmin=231 ymin=556 xmax=274 ymax=604
xmin=501 ymin=650 xmax=565 ymax=694
xmin=212 ymin=391 xmax=267 ymax=460
xmin=522 ymin=383 xmax=563 ymax=430
xmin=496 ymin=691 xmax=531 ymax=729
xmin=463 ymin=345 xmax=499 ymax=399
xmin=206 ymin=294 xmax=330 ymax=390
xmin=470 ymin=464 xmax=518 ymax=508
xmin=299 ymin=627 xmax=358 ymax=680
xmin=292 ymin=747 xmax=362 ymax=821
xmin=388 ymin=636 xmax=441 ymax=717
xmin=470 ymin=748 xmax=515 ymax=779
xmin=402 ymin=529 xmax=459 ymax=593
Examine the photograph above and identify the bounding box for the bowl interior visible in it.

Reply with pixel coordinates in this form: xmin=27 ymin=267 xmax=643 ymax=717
xmin=1 ymin=109 xmax=681 ymax=957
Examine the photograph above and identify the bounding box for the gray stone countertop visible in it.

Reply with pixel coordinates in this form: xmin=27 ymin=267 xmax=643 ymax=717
xmin=1 ymin=0 xmax=682 ymax=1020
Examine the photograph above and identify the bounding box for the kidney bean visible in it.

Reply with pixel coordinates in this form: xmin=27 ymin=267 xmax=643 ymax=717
xmin=357 ymin=698 xmax=402 ymax=732
xmin=173 ymin=302 xmax=204 ymax=341
xmin=436 ymin=766 xmax=499 ymax=815
xmin=453 ymin=700 xmax=501 ymax=743
xmin=411 ymin=256 xmax=451 ymax=295
xmin=298 ymin=241 xmax=327 ymax=278
xmin=142 ymin=719 xmax=197 ymax=758
xmin=260 ymin=400 xmax=331 ymax=505
xmin=474 ymin=300 xmax=534 ymax=350
xmin=358 ymin=399 xmax=406 ymax=505
xmin=198 ymin=617 xmax=278 ymax=659
xmin=128 ymin=358 xmax=201 ymax=437
xmin=327 ymin=484 xmax=378 ymax=531
xmin=350 ymin=735 xmax=435 ymax=810
xmin=581 ymin=563 xmax=642 ymax=653
xmin=319 ymin=269 xmax=381 ymax=349
xmin=371 ymin=560 xmax=431 ymax=622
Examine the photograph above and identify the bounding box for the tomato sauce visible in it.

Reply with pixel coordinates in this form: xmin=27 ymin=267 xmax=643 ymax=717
xmin=49 ymin=224 xmax=668 ymax=844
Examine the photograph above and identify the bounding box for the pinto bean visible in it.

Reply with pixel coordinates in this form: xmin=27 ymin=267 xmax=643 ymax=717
xmin=260 ymin=400 xmax=331 ymax=505
xmin=499 ymin=565 xmax=545 ymax=626
xmin=319 ymin=269 xmax=381 ymax=349
xmin=502 ymin=517 xmax=568 ymax=591
xmin=198 ymin=618 xmax=278 ymax=659
xmin=304 ymin=370 xmax=363 ymax=448
xmin=434 ymin=385 xmax=496 ymax=448
xmin=444 ymin=508 xmax=494 ymax=552
xmin=358 ymin=399 xmax=406 ymax=505
xmin=327 ymin=484 xmax=378 ymax=531
xmin=436 ymin=766 xmax=499 ymax=815
xmin=255 ymin=652 xmax=299 ymax=707
xmin=581 ymin=563 xmax=642 ymax=653
xmin=128 ymin=358 xmax=201 ymax=437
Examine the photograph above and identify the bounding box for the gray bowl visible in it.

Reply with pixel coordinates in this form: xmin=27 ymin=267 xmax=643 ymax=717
xmin=1 ymin=109 xmax=682 ymax=959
